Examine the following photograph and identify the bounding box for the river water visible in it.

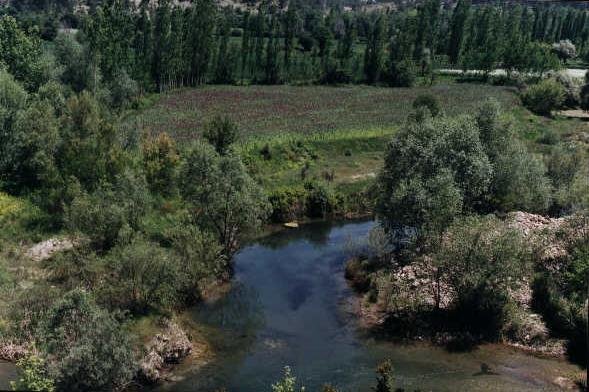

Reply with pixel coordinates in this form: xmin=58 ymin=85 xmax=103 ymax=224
xmin=157 ymin=220 xmax=582 ymax=392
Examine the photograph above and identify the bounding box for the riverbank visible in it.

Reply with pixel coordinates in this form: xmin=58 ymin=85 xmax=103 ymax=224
xmin=343 ymin=211 xmax=588 ymax=389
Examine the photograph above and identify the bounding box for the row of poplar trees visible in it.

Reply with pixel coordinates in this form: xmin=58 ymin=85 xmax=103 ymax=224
xmin=81 ymin=0 xmax=589 ymax=91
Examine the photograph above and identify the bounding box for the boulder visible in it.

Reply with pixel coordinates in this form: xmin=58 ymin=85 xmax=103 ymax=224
xmin=138 ymin=320 xmax=192 ymax=384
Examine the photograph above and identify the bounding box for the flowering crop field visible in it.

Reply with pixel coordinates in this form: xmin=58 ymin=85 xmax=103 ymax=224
xmin=122 ymin=84 xmax=518 ymax=142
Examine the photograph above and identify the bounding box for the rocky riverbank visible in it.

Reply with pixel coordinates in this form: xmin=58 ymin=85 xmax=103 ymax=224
xmin=345 ymin=211 xmax=587 ymax=359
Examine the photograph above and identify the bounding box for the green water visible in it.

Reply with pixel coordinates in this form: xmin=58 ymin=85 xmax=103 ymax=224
xmin=157 ymin=220 xmax=582 ymax=392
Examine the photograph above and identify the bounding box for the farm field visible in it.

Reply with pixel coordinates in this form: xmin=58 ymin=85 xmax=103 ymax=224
xmin=123 ymin=82 xmax=589 ymax=196
xmin=122 ymin=83 xmax=519 ymax=141
xmin=122 ymin=83 xmax=525 ymax=195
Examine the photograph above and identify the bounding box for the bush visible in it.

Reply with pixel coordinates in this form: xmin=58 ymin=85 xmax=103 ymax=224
xmin=104 ymin=235 xmax=182 ymax=312
xmin=304 ymin=181 xmax=335 ymax=218
xmin=271 ymin=366 xmax=305 ymax=392
xmin=387 ymin=59 xmax=415 ymax=87
xmin=412 ymin=94 xmax=441 ymax=117
xmin=38 ymin=289 xmax=136 ymax=392
xmin=521 ymin=78 xmax=565 ymax=116
xmin=268 ymin=186 xmax=307 ymax=222
xmin=553 ymin=72 xmax=581 ymax=108
xmin=11 ymin=354 xmax=55 ymax=392
xmin=65 ymin=171 xmax=150 ymax=251
xmin=433 ymin=216 xmax=532 ymax=339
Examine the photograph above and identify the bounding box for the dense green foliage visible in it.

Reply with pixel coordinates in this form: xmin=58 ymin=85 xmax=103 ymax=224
xmin=37 ymin=289 xmax=136 ymax=391
xmin=0 ymin=0 xmax=588 ymax=389
xmin=376 ymin=99 xmax=556 ymax=236
xmin=521 ymin=78 xmax=565 ymax=115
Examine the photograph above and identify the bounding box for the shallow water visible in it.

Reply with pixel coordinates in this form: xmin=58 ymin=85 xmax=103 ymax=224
xmin=158 ymin=220 xmax=582 ymax=391
xmin=0 ymin=360 xmax=16 ymax=390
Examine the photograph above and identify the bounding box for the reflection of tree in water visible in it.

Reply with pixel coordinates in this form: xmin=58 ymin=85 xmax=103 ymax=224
xmin=259 ymin=221 xmax=335 ymax=250
xmin=193 ymin=282 xmax=264 ymax=333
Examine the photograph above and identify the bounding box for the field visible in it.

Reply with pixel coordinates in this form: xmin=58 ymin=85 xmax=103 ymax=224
xmin=123 ymin=83 xmax=588 ymax=210
xmin=123 ymin=84 xmax=519 ymax=141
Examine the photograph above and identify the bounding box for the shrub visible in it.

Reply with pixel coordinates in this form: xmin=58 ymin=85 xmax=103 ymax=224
xmin=433 ymin=216 xmax=532 ymax=339
xmin=268 ymin=186 xmax=307 ymax=222
xmin=271 ymin=366 xmax=305 ymax=392
xmin=304 ymin=181 xmax=335 ymax=218
xmin=374 ymin=360 xmax=396 ymax=392
xmin=37 ymin=289 xmax=136 ymax=392
xmin=412 ymin=94 xmax=441 ymax=117
xmin=104 ymin=236 xmax=182 ymax=312
xmin=108 ymin=69 xmax=138 ymax=110
xmin=11 ymin=354 xmax=55 ymax=392
xmin=521 ymin=79 xmax=565 ymax=116
xmin=65 ymin=171 xmax=150 ymax=251
xmin=490 ymin=141 xmax=552 ymax=213
xmin=553 ymin=72 xmax=581 ymax=108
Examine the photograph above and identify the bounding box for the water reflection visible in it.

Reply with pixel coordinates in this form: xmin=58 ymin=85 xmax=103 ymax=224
xmin=157 ymin=220 xmax=581 ymax=392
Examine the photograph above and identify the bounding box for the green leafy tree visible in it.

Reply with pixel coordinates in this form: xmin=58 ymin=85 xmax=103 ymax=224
xmin=188 ymin=0 xmax=216 ymax=85
xmin=37 ymin=289 xmax=136 ymax=392
xmin=142 ymin=132 xmax=180 ymax=196
xmin=377 ymin=115 xmax=492 ymax=235
xmin=364 ymin=16 xmax=385 ymax=84
xmin=180 ymin=143 xmax=269 ymax=257
xmin=447 ymin=0 xmax=470 ymax=65
xmin=433 ymin=215 xmax=532 ymax=338
xmin=203 ymin=116 xmax=239 ymax=155
xmin=0 ymin=15 xmax=41 ymax=88
xmin=57 ymin=92 xmax=125 ymax=191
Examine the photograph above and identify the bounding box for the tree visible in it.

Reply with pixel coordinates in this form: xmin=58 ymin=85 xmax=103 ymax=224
xmin=581 ymin=71 xmax=589 ymax=112
xmin=0 ymin=15 xmax=41 ymax=88
xmin=188 ymin=0 xmax=216 ymax=85
xmin=447 ymin=0 xmax=470 ymax=65
xmin=364 ymin=16 xmax=385 ymax=84
xmin=203 ymin=116 xmax=239 ymax=155
xmin=179 ymin=143 xmax=269 ymax=257
xmin=552 ymin=39 xmax=576 ymax=63
xmin=38 ymin=289 xmax=136 ymax=392
xmin=6 ymin=100 xmax=60 ymax=193
xmin=376 ymin=115 xmax=492 ymax=235
xmin=142 ymin=132 xmax=180 ymax=196
xmin=433 ymin=216 xmax=531 ymax=339
xmin=0 ymin=70 xmax=30 ymax=190
xmin=214 ymin=17 xmax=234 ymax=84
xmin=57 ymin=92 xmax=125 ymax=191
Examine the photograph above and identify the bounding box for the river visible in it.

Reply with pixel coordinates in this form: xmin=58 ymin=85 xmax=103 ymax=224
xmin=156 ymin=220 xmax=582 ymax=392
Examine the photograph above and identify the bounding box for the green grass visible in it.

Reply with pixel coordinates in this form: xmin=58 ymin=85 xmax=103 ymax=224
xmin=121 ymin=83 xmax=519 ymax=142
xmin=122 ymin=82 xmax=588 ymax=219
